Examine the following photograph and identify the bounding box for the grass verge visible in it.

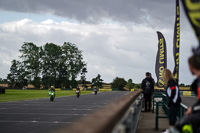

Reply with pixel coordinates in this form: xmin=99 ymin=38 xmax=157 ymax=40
xmin=0 ymin=89 xmax=93 ymax=102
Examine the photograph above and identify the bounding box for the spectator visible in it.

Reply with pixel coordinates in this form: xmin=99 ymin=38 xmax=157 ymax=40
xmin=162 ymin=69 xmax=181 ymax=133
xmin=173 ymin=52 xmax=200 ymax=133
xmin=149 ymin=73 xmax=155 ymax=110
xmin=141 ymin=72 xmax=154 ymax=112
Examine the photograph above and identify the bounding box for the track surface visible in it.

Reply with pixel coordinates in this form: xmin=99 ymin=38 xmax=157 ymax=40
xmin=0 ymin=92 xmax=197 ymax=133
xmin=0 ymin=91 xmax=129 ymax=133
xmin=181 ymin=96 xmax=197 ymax=107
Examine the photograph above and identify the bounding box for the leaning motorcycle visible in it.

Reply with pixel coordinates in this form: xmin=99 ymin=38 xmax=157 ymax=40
xmin=76 ymin=90 xmax=80 ymax=98
xmin=48 ymin=90 xmax=55 ymax=101
xmin=94 ymin=88 xmax=97 ymax=95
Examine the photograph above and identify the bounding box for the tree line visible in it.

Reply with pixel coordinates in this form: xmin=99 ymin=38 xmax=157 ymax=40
xmin=5 ymin=42 xmax=138 ymax=90
xmin=7 ymin=42 xmax=86 ymax=89
xmin=2 ymin=42 xmax=189 ymax=90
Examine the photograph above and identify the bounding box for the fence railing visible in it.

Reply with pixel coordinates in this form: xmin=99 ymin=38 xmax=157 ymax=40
xmin=162 ymin=93 xmax=188 ymax=118
xmin=154 ymin=92 xmax=189 ymax=130
xmin=54 ymin=90 xmax=142 ymax=133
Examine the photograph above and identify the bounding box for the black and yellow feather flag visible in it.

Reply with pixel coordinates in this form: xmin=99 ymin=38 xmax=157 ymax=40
xmin=155 ymin=31 xmax=167 ymax=88
xmin=181 ymin=0 xmax=200 ymax=43
xmin=173 ymin=0 xmax=180 ymax=83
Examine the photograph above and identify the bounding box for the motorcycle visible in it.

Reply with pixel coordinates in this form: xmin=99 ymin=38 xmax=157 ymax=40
xmin=76 ymin=90 xmax=80 ymax=98
xmin=94 ymin=88 xmax=98 ymax=95
xmin=48 ymin=90 xmax=55 ymax=101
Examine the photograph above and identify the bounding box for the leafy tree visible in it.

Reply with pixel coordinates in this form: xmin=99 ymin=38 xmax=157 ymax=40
xmin=0 ymin=78 xmax=8 ymax=84
xmin=7 ymin=60 xmax=28 ymax=88
xmin=7 ymin=42 xmax=86 ymax=89
xmin=40 ymin=42 xmax=86 ymax=88
xmin=126 ymin=78 xmax=135 ymax=91
xmin=80 ymin=67 xmax=87 ymax=87
xmin=62 ymin=42 xmax=86 ymax=88
xmin=41 ymin=43 xmax=62 ymax=88
xmin=134 ymin=83 xmax=141 ymax=89
xmin=7 ymin=60 xmax=19 ymax=88
xmin=19 ymin=42 xmax=41 ymax=89
xmin=91 ymin=74 xmax=103 ymax=88
xmin=179 ymin=83 xmax=185 ymax=87
xmin=111 ymin=77 xmax=127 ymax=90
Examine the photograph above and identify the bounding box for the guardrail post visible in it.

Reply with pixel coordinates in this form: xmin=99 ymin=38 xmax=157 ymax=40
xmin=114 ymin=124 xmax=126 ymax=133
xmin=115 ymin=93 xmax=143 ymax=133
xmin=155 ymin=101 xmax=159 ymax=130
xmin=153 ymin=95 xmax=155 ymax=113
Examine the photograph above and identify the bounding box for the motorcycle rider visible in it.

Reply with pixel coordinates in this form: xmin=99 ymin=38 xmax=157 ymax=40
xmin=76 ymin=86 xmax=80 ymax=94
xmin=50 ymin=86 xmax=55 ymax=92
xmin=94 ymin=86 xmax=98 ymax=94
xmin=76 ymin=86 xmax=80 ymax=91
xmin=48 ymin=86 xmax=55 ymax=101
xmin=173 ymin=48 xmax=200 ymax=133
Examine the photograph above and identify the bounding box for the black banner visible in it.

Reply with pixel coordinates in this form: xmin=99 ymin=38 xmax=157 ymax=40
xmin=155 ymin=31 xmax=167 ymax=88
xmin=173 ymin=0 xmax=180 ymax=83
xmin=181 ymin=0 xmax=200 ymax=43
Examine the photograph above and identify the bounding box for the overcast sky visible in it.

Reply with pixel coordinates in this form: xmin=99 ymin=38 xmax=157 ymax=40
xmin=0 ymin=0 xmax=199 ymax=85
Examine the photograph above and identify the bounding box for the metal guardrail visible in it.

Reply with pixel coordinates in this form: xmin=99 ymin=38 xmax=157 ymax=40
xmin=54 ymin=90 xmax=142 ymax=133
xmin=152 ymin=91 xmax=166 ymax=113
xmin=161 ymin=93 xmax=188 ymax=118
xmin=154 ymin=92 xmax=189 ymax=130
xmin=155 ymin=101 xmax=169 ymax=130
xmin=178 ymin=103 xmax=188 ymax=118
xmin=112 ymin=92 xmax=143 ymax=133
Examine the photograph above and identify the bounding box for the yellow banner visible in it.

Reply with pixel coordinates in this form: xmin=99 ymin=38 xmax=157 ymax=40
xmin=99 ymin=89 xmax=112 ymax=91
xmin=182 ymin=0 xmax=200 ymax=42
xmin=183 ymin=91 xmax=191 ymax=96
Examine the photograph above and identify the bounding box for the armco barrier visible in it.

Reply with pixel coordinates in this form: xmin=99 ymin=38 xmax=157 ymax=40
xmin=99 ymin=89 xmax=112 ymax=91
xmin=179 ymin=90 xmax=196 ymax=96
xmin=54 ymin=90 xmax=142 ymax=133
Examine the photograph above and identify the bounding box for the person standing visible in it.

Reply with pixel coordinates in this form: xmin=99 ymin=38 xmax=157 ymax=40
xmin=141 ymin=72 xmax=154 ymax=112
xmin=149 ymin=73 xmax=155 ymax=110
xmin=149 ymin=73 xmax=155 ymax=86
xmin=162 ymin=69 xmax=181 ymax=133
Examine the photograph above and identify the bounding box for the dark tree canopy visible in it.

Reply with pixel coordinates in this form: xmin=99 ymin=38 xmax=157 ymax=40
xmin=7 ymin=42 xmax=87 ymax=89
xmin=7 ymin=60 xmax=28 ymax=88
xmin=111 ymin=77 xmax=127 ymax=90
xmin=91 ymin=74 xmax=103 ymax=88
xmin=126 ymin=78 xmax=135 ymax=91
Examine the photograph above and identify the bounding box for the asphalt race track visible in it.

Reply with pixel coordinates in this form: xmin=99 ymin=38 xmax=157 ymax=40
xmin=181 ymin=96 xmax=197 ymax=107
xmin=0 ymin=91 xmax=197 ymax=133
xmin=0 ymin=91 xmax=129 ymax=133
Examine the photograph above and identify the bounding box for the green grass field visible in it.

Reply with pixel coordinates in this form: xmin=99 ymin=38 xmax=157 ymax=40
xmin=0 ymin=89 xmax=93 ymax=102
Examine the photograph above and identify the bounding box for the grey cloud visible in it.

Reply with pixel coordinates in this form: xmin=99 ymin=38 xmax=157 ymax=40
xmin=0 ymin=0 xmax=197 ymax=85
xmin=0 ymin=0 xmax=183 ymax=28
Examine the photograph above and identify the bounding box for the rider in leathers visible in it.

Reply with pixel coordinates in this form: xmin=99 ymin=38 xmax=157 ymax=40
xmin=175 ymin=49 xmax=200 ymax=133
